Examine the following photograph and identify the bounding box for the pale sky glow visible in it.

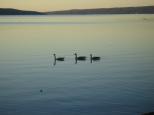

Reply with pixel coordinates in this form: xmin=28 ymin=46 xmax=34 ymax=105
xmin=0 ymin=0 xmax=154 ymax=11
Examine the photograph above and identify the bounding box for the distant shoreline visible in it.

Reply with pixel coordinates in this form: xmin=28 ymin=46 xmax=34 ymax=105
xmin=0 ymin=6 xmax=154 ymax=15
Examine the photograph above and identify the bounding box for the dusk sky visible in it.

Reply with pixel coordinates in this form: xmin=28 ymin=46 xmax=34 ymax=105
xmin=0 ymin=0 xmax=154 ymax=11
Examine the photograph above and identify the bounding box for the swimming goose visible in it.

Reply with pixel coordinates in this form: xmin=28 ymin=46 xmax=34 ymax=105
xmin=53 ymin=54 xmax=64 ymax=61
xmin=90 ymin=54 xmax=100 ymax=63
xmin=74 ymin=53 xmax=86 ymax=60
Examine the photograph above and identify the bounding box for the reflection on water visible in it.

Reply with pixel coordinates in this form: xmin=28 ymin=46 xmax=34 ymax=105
xmin=0 ymin=15 xmax=154 ymax=115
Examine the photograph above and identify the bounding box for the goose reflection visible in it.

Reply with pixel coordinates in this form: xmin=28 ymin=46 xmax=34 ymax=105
xmin=74 ymin=53 xmax=86 ymax=64
xmin=90 ymin=54 xmax=101 ymax=63
xmin=53 ymin=54 xmax=64 ymax=66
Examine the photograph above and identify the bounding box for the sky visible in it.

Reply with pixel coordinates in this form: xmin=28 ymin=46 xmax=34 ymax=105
xmin=0 ymin=0 xmax=154 ymax=12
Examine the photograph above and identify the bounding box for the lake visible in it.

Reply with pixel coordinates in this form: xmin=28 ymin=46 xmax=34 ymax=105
xmin=0 ymin=15 xmax=154 ymax=115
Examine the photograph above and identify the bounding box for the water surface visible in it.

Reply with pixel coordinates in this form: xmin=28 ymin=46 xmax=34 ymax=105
xmin=0 ymin=15 xmax=154 ymax=115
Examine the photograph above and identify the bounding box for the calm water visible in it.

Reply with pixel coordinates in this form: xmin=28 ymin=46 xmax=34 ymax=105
xmin=0 ymin=15 xmax=154 ymax=115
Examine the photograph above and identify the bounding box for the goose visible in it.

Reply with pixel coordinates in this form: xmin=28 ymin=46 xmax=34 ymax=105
xmin=90 ymin=54 xmax=100 ymax=61
xmin=74 ymin=53 xmax=86 ymax=60
xmin=53 ymin=54 xmax=64 ymax=61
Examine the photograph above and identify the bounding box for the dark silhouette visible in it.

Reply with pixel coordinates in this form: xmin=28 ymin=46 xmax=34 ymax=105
xmin=40 ymin=89 xmax=43 ymax=93
xmin=46 ymin=6 xmax=154 ymax=15
xmin=53 ymin=54 xmax=64 ymax=61
xmin=0 ymin=8 xmax=44 ymax=15
xmin=74 ymin=53 xmax=86 ymax=64
xmin=53 ymin=54 xmax=64 ymax=66
xmin=0 ymin=6 xmax=154 ymax=15
xmin=90 ymin=54 xmax=101 ymax=63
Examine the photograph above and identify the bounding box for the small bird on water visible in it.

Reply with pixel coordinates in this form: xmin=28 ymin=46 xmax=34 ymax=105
xmin=40 ymin=89 xmax=43 ymax=93
xmin=53 ymin=54 xmax=65 ymax=61
xmin=90 ymin=54 xmax=101 ymax=63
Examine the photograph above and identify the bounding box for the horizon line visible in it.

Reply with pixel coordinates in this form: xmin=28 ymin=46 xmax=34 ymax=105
xmin=0 ymin=5 xmax=154 ymax=12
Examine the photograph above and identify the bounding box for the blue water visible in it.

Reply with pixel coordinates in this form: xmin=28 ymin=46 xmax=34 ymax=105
xmin=0 ymin=15 xmax=154 ymax=115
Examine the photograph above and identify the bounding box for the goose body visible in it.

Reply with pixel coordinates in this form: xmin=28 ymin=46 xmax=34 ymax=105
xmin=53 ymin=54 xmax=64 ymax=61
xmin=90 ymin=54 xmax=100 ymax=61
xmin=74 ymin=53 xmax=86 ymax=60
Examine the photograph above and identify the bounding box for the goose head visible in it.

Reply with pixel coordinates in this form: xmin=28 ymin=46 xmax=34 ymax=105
xmin=74 ymin=53 xmax=77 ymax=56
